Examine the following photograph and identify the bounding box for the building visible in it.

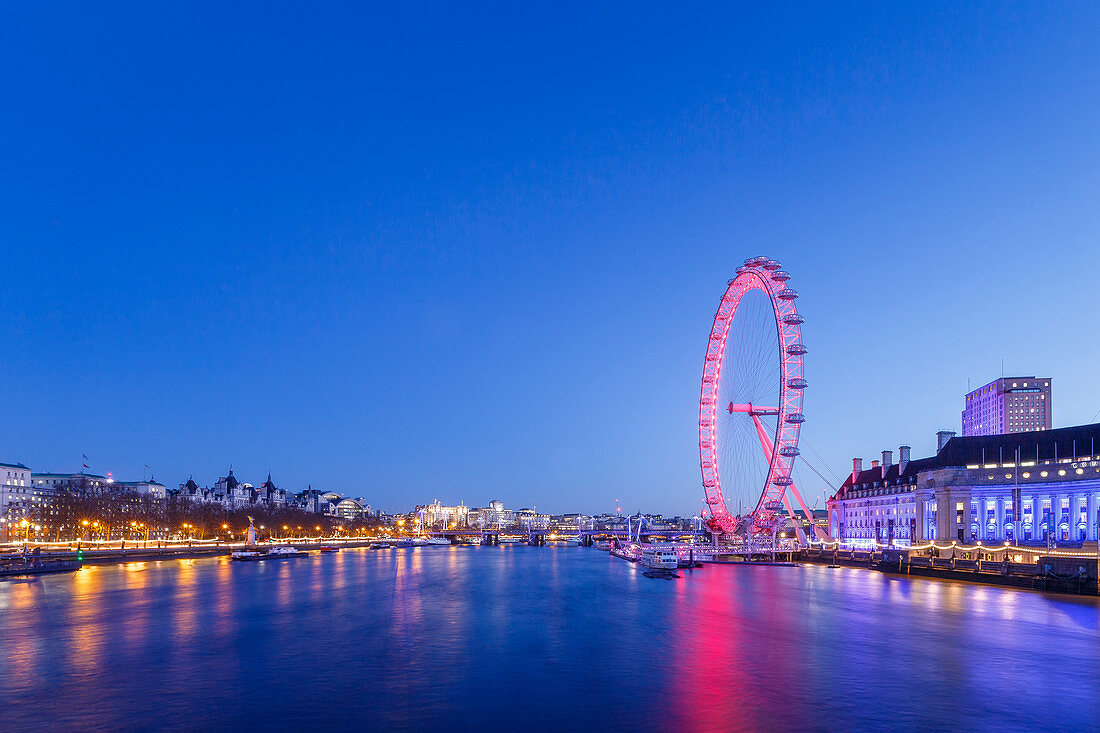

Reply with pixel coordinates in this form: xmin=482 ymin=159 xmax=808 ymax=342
xmin=418 ymin=501 xmax=468 ymax=529
xmin=214 ymin=469 xmax=253 ymax=509
xmin=335 ymin=497 xmax=371 ymax=521
xmin=257 ymin=474 xmax=288 ymax=507
xmin=114 ymin=478 xmax=168 ymax=500
xmin=962 ymin=376 xmax=1052 ymax=436
xmin=292 ymin=487 xmax=330 ymax=514
xmin=829 ymin=422 xmax=1100 ymax=548
xmin=32 ymin=471 xmax=109 ymax=492
xmin=470 ymin=499 xmax=513 ymax=529
xmin=514 ymin=508 xmax=550 ymax=530
xmin=0 ymin=461 xmax=33 ymax=519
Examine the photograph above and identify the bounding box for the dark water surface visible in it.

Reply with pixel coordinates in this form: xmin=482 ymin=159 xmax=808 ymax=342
xmin=2 ymin=546 xmax=1098 ymax=731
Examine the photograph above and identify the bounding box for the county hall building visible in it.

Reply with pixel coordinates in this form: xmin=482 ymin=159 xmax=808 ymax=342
xmin=828 ymin=423 xmax=1100 ymax=549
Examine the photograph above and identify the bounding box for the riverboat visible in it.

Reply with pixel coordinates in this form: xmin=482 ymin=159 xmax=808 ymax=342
xmin=610 ymin=543 xmax=641 ymax=562
xmin=231 ymin=546 xmax=306 ymax=561
xmin=0 ymin=557 xmax=82 ymax=578
xmin=317 ymin=546 xmax=339 ymax=553
xmin=639 ymin=546 xmax=679 ymax=571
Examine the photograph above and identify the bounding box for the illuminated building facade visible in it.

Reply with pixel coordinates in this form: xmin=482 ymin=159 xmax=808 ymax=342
xmin=515 ymin=508 xmax=551 ymax=530
xmin=962 ymin=376 xmax=1051 ymax=436
xmin=0 ymin=461 xmax=33 ymax=518
xmin=469 ymin=499 xmax=513 ymax=529
xmin=336 ymin=497 xmax=371 ymax=520
xmin=419 ymin=500 xmax=468 ymax=529
xmin=829 ymin=423 xmax=1100 ymax=548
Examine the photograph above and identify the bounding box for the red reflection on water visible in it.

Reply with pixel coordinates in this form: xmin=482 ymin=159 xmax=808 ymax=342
xmin=666 ymin=568 xmax=796 ymax=731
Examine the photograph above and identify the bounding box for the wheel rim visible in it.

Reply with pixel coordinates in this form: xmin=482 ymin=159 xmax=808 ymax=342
xmin=698 ymin=257 xmax=805 ymax=535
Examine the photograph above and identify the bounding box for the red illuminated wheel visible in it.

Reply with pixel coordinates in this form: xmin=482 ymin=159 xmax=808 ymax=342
xmin=698 ymin=256 xmax=810 ymax=537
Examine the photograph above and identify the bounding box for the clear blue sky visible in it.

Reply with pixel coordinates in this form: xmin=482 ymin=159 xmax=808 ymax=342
xmin=3 ymin=3 xmax=1099 ymax=515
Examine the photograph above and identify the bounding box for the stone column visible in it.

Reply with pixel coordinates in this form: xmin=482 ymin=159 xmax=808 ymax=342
xmin=995 ymin=497 xmax=1005 ymax=541
xmin=914 ymin=497 xmax=924 ymax=542
xmin=935 ymin=493 xmax=953 ymax=542
xmin=1089 ymin=493 xmax=1099 ymax=541
xmin=962 ymin=494 xmax=974 ymax=543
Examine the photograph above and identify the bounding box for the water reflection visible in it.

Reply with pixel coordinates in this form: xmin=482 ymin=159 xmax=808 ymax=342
xmin=1 ymin=548 xmax=1098 ymax=730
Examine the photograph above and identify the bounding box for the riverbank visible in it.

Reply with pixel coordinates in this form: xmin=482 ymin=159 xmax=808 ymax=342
xmin=799 ymin=547 xmax=1100 ymax=596
xmin=0 ymin=539 xmax=382 ymax=567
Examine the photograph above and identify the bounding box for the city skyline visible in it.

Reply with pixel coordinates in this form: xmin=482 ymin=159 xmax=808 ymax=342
xmin=4 ymin=4 xmax=1100 ymax=515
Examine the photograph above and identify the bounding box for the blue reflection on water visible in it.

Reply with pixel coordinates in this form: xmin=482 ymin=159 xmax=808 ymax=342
xmin=1 ymin=546 xmax=1098 ymax=731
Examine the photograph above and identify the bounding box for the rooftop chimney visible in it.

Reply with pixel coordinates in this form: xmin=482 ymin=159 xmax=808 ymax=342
xmin=851 ymin=458 xmax=863 ymax=482
xmin=881 ymin=450 xmax=893 ymax=469
xmin=899 ymin=445 xmax=911 ymax=472
xmin=871 ymin=459 xmax=880 ymax=469
xmin=936 ymin=430 xmax=956 ymax=452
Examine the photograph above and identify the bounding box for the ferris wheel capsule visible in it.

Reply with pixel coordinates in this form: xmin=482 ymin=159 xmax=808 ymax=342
xmin=763 ymin=259 xmax=782 ymax=270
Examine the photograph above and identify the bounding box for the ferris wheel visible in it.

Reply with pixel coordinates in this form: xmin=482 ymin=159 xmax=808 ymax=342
xmin=697 ymin=256 xmax=820 ymax=542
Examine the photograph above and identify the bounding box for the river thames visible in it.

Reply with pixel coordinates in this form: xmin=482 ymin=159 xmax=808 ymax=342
xmin=2 ymin=546 xmax=1098 ymax=731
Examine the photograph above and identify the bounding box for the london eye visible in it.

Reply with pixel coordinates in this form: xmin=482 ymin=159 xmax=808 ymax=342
xmin=698 ymin=256 xmax=818 ymax=543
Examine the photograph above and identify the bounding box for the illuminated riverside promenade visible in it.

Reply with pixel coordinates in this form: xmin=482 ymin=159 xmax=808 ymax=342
xmin=2 ymin=545 xmax=1098 ymax=731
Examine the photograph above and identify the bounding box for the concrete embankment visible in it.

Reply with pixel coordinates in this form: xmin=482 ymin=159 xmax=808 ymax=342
xmin=1 ymin=540 xmax=381 ymax=567
xmin=799 ymin=547 xmax=1099 ymax=596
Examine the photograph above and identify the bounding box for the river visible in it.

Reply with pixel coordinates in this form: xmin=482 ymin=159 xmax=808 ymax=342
xmin=1 ymin=545 xmax=1097 ymax=731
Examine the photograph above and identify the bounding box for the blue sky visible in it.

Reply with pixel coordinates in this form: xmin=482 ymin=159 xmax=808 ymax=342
xmin=2 ymin=3 xmax=1099 ymax=515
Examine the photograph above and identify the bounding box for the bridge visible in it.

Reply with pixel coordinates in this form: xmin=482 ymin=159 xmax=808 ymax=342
xmin=426 ymin=527 xmax=711 ymax=547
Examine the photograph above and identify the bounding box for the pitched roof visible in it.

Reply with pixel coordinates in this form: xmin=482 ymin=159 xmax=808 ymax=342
xmin=31 ymin=471 xmax=107 ymax=479
xmin=831 ymin=422 xmax=1100 ymax=502
xmin=938 ymin=423 xmax=1100 ymax=466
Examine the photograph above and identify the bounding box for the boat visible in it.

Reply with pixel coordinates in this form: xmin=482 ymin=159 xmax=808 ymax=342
xmin=639 ymin=546 xmax=679 ymax=571
xmin=0 ymin=557 xmax=81 ymax=577
xmin=643 ymin=569 xmax=680 ymax=580
xmin=420 ymin=537 xmax=451 ymax=546
xmin=610 ymin=545 xmax=640 ymax=562
xmin=317 ymin=546 xmax=339 ymax=553
xmin=595 ymin=541 xmax=611 ymax=551
xmin=231 ymin=546 xmax=306 ymax=561
xmin=372 ymin=543 xmax=392 ymax=550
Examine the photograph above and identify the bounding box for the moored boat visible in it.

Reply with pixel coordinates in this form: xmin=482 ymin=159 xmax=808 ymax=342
xmin=638 ymin=546 xmax=679 ymax=571
xmin=0 ymin=557 xmax=82 ymax=577
xmin=231 ymin=546 xmax=306 ymax=561
xmin=610 ymin=545 xmax=640 ymax=562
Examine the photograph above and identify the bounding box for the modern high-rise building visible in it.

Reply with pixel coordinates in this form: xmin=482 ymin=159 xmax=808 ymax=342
xmin=961 ymin=376 xmax=1051 ymax=436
